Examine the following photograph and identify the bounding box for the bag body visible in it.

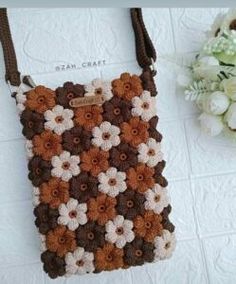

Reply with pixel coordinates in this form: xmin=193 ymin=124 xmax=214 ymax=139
xmin=0 ymin=8 xmax=175 ymax=279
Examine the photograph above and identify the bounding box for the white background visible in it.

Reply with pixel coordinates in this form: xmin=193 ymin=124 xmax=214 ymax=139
xmin=0 ymin=8 xmax=236 ymax=284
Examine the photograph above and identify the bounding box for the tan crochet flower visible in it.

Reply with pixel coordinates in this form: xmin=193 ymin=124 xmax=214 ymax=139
xmin=112 ymin=73 xmax=143 ymax=101
xmin=32 ymin=130 xmax=62 ymax=161
xmin=26 ymin=86 xmax=56 ymax=113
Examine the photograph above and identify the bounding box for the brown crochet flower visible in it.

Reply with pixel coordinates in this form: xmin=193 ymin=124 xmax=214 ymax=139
xmin=112 ymin=72 xmax=143 ymax=101
xmin=80 ymin=147 xmax=109 ymax=177
xmin=95 ymin=243 xmax=124 ymax=272
xmin=62 ymin=126 xmax=91 ymax=155
xmin=109 ymin=142 xmax=138 ymax=172
xmin=134 ymin=210 xmax=163 ymax=242
xmin=41 ymin=251 xmax=66 ymax=279
xmin=161 ymin=205 xmax=175 ymax=233
xmin=40 ymin=178 xmax=69 ymax=209
xmin=140 ymin=69 xmax=157 ymax=96
xmin=26 ymin=86 xmax=55 ymax=113
xmin=70 ymin=172 xmax=98 ymax=203
xmin=74 ymin=105 xmax=103 ymax=131
xmin=76 ymin=221 xmax=105 ymax=252
xmin=127 ymin=163 xmax=155 ymax=194
xmin=32 ymin=130 xmax=62 ymax=161
xmin=34 ymin=203 xmax=59 ymax=234
xmin=123 ymin=237 xmax=154 ymax=266
xmin=154 ymin=160 xmax=166 ymax=177
xmin=28 ymin=156 xmax=51 ymax=187
xmin=46 ymin=225 xmax=76 ymax=257
xmin=56 ymin=81 xmax=85 ymax=108
xmin=121 ymin=117 xmax=149 ymax=148
xmin=149 ymin=116 xmax=162 ymax=142
xmin=103 ymin=96 xmax=132 ymax=126
xmin=87 ymin=193 xmax=117 ymax=225
xmin=155 ymin=175 xmax=168 ymax=188
xmin=116 ymin=189 xmax=145 ymax=220
xmin=20 ymin=109 xmax=44 ymax=139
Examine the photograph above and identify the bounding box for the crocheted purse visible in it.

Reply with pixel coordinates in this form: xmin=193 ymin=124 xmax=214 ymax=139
xmin=0 ymin=8 xmax=175 ymax=279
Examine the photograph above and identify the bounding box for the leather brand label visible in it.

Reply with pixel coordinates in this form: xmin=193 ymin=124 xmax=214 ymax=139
xmin=69 ymin=95 xmax=105 ymax=107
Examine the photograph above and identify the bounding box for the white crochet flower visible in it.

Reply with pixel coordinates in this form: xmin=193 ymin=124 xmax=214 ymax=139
xmin=32 ymin=187 xmax=40 ymax=207
xmin=51 ymin=151 xmax=80 ymax=182
xmin=154 ymin=230 xmax=176 ymax=261
xmin=92 ymin=121 xmax=120 ymax=151
xmin=58 ymin=198 xmax=87 ymax=231
xmin=137 ymin=138 xmax=163 ymax=167
xmin=39 ymin=234 xmax=47 ymax=252
xmin=44 ymin=105 xmax=74 ymax=135
xmin=65 ymin=247 xmax=95 ymax=276
xmin=144 ymin=184 xmax=169 ymax=214
xmin=98 ymin=167 xmax=127 ymax=197
xmin=13 ymin=82 xmax=32 ymax=114
xmin=25 ymin=140 xmax=33 ymax=159
xmin=105 ymin=215 xmax=135 ymax=248
xmin=131 ymin=90 xmax=156 ymax=121
xmin=85 ymin=78 xmax=113 ymax=101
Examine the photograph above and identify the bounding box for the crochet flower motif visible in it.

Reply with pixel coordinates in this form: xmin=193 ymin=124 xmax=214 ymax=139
xmin=32 ymin=130 xmax=62 ymax=161
xmin=87 ymin=193 xmax=117 ymax=225
xmin=103 ymin=96 xmax=132 ymax=126
xmin=116 ymin=189 xmax=145 ymax=220
xmin=149 ymin=116 xmax=162 ymax=142
xmin=95 ymin=243 xmax=124 ymax=272
xmin=25 ymin=140 xmax=33 ymax=159
xmin=62 ymin=126 xmax=91 ymax=155
xmin=26 ymin=86 xmax=56 ymax=113
xmin=98 ymin=167 xmax=127 ymax=197
xmin=80 ymin=147 xmax=109 ymax=177
xmin=28 ymin=156 xmax=51 ymax=187
xmin=127 ymin=163 xmax=155 ymax=194
xmin=51 ymin=151 xmax=80 ymax=182
xmin=131 ymin=90 xmax=156 ymax=121
xmin=121 ymin=117 xmax=149 ymax=148
xmin=70 ymin=172 xmax=98 ymax=203
xmin=109 ymin=142 xmax=138 ymax=172
xmin=105 ymin=215 xmax=135 ymax=248
xmin=40 ymin=178 xmax=69 ymax=209
xmin=137 ymin=138 xmax=163 ymax=167
xmin=20 ymin=109 xmax=44 ymax=139
xmin=65 ymin=247 xmax=95 ymax=276
xmin=58 ymin=198 xmax=87 ymax=231
xmin=161 ymin=205 xmax=175 ymax=233
xmin=91 ymin=121 xmax=120 ymax=151
xmin=74 ymin=105 xmax=103 ymax=131
xmin=144 ymin=184 xmax=169 ymax=214
xmin=44 ymin=105 xmax=74 ymax=135
xmin=112 ymin=73 xmax=143 ymax=101
xmin=76 ymin=221 xmax=105 ymax=252
xmin=154 ymin=230 xmax=176 ymax=261
xmin=46 ymin=225 xmax=76 ymax=257
xmin=41 ymin=251 xmax=66 ymax=279
xmin=13 ymin=81 xmax=31 ymax=113
xmin=134 ymin=210 xmax=163 ymax=242
xmin=140 ymin=69 xmax=157 ymax=96
xmin=85 ymin=79 xmax=113 ymax=101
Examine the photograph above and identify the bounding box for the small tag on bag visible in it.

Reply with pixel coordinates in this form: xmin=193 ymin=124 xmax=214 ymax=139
xmin=69 ymin=94 xmax=105 ymax=107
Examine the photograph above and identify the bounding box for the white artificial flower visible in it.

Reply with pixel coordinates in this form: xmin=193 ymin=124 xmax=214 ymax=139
xmin=91 ymin=121 xmax=120 ymax=151
xmin=25 ymin=140 xmax=33 ymax=159
xmin=221 ymin=9 xmax=236 ymax=31
xmin=137 ymin=138 xmax=163 ymax=167
xmin=65 ymin=247 xmax=95 ymax=276
xmin=58 ymin=198 xmax=87 ymax=231
xmin=193 ymin=56 xmax=220 ymax=81
xmin=144 ymin=184 xmax=169 ymax=214
xmin=223 ymin=77 xmax=236 ymax=101
xmin=206 ymin=11 xmax=225 ymax=37
xmin=98 ymin=167 xmax=127 ymax=197
xmin=32 ymin=187 xmax=40 ymax=207
xmin=44 ymin=105 xmax=74 ymax=135
xmin=105 ymin=215 xmax=135 ymax=248
xmin=85 ymin=78 xmax=113 ymax=101
xmin=202 ymin=91 xmax=230 ymax=115
xmin=51 ymin=151 xmax=80 ymax=182
xmin=176 ymin=73 xmax=192 ymax=88
xmin=224 ymin=103 xmax=236 ymax=130
xmin=154 ymin=230 xmax=176 ymax=261
xmin=198 ymin=56 xmax=220 ymax=66
xmin=198 ymin=113 xmax=224 ymax=136
xmin=131 ymin=90 xmax=156 ymax=121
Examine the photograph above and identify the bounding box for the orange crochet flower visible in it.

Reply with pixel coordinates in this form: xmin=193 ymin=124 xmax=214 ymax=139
xmin=112 ymin=73 xmax=143 ymax=101
xmin=46 ymin=225 xmax=76 ymax=257
xmin=134 ymin=210 xmax=163 ymax=242
xmin=95 ymin=243 xmax=124 ymax=272
xmin=40 ymin=178 xmax=70 ymax=209
xmin=26 ymin=86 xmax=56 ymax=113
xmin=121 ymin=117 xmax=149 ymax=148
xmin=87 ymin=193 xmax=117 ymax=225
xmin=80 ymin=147 xmax=109 ymax=177
xmin=127 ymin=163 xmax=155 ymax=193
xmin=74 ymin=105 xmax=103 ymax=131
xmin=32 ymin=130 xmax=62 ymax=161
